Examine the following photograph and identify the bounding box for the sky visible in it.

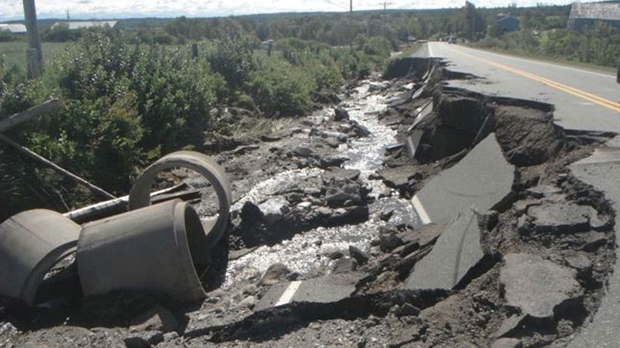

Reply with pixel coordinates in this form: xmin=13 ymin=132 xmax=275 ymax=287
xmin=0 ymin=0 xmax=577 ymax=22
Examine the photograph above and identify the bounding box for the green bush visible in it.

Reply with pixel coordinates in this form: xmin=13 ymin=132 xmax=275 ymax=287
xmin=0 ymin=30 xmax=15 ymax=42
xmin=247 ymin=56 xmax=314 ymax=117
xmin=0 ymin=31 xmax=391 ymax=200
xmin=541 ymin=25 xmax=620 ymax=67
xmin=330 ymin=48 xmax=373 ymax=80
xmin=208 ymin=28 xmax=254 ymax=91
xmin=363 ymin=36 xmax=394 ymax=57
xmin=477 ymin=23 xmax=620 ymax=68
xmin=1 ymin=32 xmax=224 ymax=193
xmin=0 ymin=57 xmax=48 ymax=118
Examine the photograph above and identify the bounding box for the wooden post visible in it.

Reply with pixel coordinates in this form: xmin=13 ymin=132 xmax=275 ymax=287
xmin=63 ymin=184 xmax=200 ymax=224
xmin=0 ymin=134 xmax=116 ymax=200
xmin=26 ymin=48 xmax=40 ymax=79
xmin=23 ymin=0 xmax=43 ymax=79
xmin=0 ymin=99 xmax=61 ymax=133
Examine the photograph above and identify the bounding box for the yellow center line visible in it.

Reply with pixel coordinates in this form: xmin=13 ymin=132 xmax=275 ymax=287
xmin=450 ymin=48 xmax=620 ymax=113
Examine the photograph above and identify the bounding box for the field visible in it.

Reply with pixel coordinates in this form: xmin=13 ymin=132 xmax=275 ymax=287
xmin=0 ymin=41 xmax=69 ymax=70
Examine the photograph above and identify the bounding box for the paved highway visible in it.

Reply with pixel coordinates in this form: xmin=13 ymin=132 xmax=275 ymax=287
xmin=423 ymin=42 xmax=620 ymax=347
xmin=426 ymin=42 xmax=619 ymax=133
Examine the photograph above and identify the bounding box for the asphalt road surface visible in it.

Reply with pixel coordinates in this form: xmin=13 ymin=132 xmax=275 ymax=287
xmin=425 ymin=42 xmax=619 ymax=133
xmin=423 ymin=42 xmax=620 ymax=348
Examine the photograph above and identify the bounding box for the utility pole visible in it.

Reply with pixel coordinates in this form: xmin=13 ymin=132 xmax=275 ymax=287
xmin=380 ymin=1 xmax=392 ymax=38
xmin=22 ymin=0 xmax=43 ymax=79
xmin=349 ymin=0 xmax=353 ymax=50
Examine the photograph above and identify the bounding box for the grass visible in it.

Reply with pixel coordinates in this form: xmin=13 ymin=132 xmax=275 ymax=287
xmin=400 ymin=43 xmax=423 ymax=57
xmin=0 ymin=41 xmax=70 ymax=71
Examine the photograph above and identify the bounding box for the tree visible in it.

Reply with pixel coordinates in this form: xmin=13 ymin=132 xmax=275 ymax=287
xmin=464 ymin=1 xmax=485 ymax=41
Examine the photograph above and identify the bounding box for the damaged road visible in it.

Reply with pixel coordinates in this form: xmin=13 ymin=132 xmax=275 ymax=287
xmin=0 ymin=46 xmax=618 ymax=348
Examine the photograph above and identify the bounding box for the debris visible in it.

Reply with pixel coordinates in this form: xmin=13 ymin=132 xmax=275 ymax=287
xmin=77 ymin=199 xmax=210 ymax=303
xmin=377 ymin=164 xmax=418 ymax=192
xmin=327 ymin=250 xmax=344 ymax=260
xmin=255 ymin=274 xmax=358 ymax=311
xmin=321 ymin=168 xmax=361 ymax=182
xmin=494 ymin=314 xmax=526 ymax=338
xmin=491 ymin=338 xmax=523 ymax=348
xmin=566 ymin=146 xmax=620 ymax=347
xmin=411 ymin=133 xmax=515 ymax=224
xmin=397 ymin=303 xmax=421 ymax=317
xmin=334 ymin=107 xmax=350 ymax=122
xmin=293 ymin=147 xmax=313 ymax=158
xmin=129 ymin=305 xmax=178 ymax=333
xmin=238 ymin=296 xmax=257 ymax=309
xmin=379 ymin=233 xmax=404 ymax=253
xmin=324 ymin=182 xmax=362 ymax=204
xmin=124 ymin=332 xmax=164 ymax=348
xmin=261 ymin=134 xmax=282 ymax=142
xmin=500 ymin=253 xmax=583 ymax=319
xmin=525 ymin=185 xmax=562 ymax=199
xmin=405 ymin=129 xmax=424 ymax=159
xmin=128 ymin=151 xmax=232 ymax=253
xmin=349 ymin=245 xmax=370 ymax=265
xmin=333 ymin=257 xmax=358 ymax=274
xmin=319 ymin=155 xmax=349 ymax=168
xmin=0 ymin=209 xmax=81 ymax=305
xmin=0 ymin=133 xmax=116 ymax=200
xmin=526 ymin=202 xmax=597 ymax=234
xmin=0 ymin=99 xmax=62 ymax=133
xmin=261 ymin=263 xmax=292 ymax=285
xmin=258 ymin=197 xmax=290 ymax=225
xmin=405 ymin=210 xmax=487 ymax=290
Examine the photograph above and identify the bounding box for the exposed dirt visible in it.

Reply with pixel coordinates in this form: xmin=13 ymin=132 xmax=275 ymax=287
xmin=0 ymin=58 xmax=617 ymax=348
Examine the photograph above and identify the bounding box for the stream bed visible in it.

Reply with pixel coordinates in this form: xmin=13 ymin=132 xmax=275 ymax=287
xmin=223 ymin=81 xmax=420 ymax=288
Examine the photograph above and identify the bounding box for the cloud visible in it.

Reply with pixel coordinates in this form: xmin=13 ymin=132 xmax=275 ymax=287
xmin=1 ymin=0 xmax=574 ymax=21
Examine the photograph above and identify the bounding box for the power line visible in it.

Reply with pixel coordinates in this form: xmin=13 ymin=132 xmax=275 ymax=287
xmin=379 ymin=1 xmax=393 ymax=36
xmin=379 ymin=1 xmax=393 ymax=11
xmin=319 ymin=0 xmax=348 ymax=10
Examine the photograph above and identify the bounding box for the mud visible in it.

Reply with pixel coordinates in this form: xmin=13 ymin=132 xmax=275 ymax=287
xmin=0 ymin=57 xmax=617 ymax=348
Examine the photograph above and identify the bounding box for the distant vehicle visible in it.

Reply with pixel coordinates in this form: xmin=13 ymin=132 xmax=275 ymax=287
xmin=448 ymin=36 xmax=457 ymax=44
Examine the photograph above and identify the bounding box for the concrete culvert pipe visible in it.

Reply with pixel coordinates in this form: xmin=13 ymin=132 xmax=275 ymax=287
xmin=77 ymin=199 xmax=209 ymax=303
xmin=128 ymin=151 xmax=232 ymax=254
xmin=0 ymin=209 xmax=81 ymax=305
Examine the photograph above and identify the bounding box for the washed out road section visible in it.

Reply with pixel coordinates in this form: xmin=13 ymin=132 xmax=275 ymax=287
xmin=427 ymin=42 xmax=619 ymax=133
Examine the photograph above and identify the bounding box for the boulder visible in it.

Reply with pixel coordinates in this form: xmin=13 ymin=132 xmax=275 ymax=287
xmin=334 ymin=107 xmax=350 ymax=122
xmin=258 ymin=197 xmax=290 ymax=225
xmin=349 ymin=245 xmax=369 ymax=265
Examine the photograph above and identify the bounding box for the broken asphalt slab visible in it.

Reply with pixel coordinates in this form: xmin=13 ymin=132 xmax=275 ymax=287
xmin=410 ymin=100 xmax=434 ymax=129
xmin=405 ymin=209 xmax=487 ymax=291
xmin=500 ymin=253 xmax=583 ymax=319
xmin=411 ymin=132 xmax=515 ymax=224
xmin=526 ymin=202 xmax=600 ymax=234
xmin=255 ymin=274 xmax=359 ymax=311
xmin=567 ymin=145 xmax=620 ymax=348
